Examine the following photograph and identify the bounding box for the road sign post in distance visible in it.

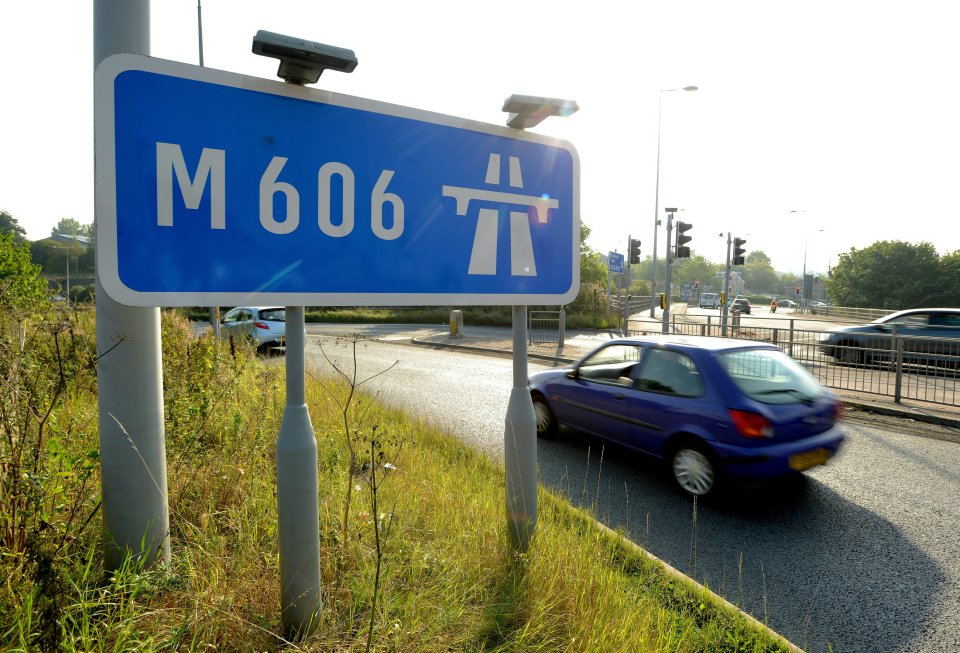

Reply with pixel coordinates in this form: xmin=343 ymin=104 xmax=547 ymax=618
xmin=95 ymin=55 xmax=579 ymax=307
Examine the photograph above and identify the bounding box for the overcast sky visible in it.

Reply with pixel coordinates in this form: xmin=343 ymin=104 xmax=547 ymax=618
xmin=3 ymin=1 xmax=958 ymax=276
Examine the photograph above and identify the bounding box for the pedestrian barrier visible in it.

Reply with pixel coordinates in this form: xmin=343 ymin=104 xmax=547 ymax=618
xmin=529 ymin=308 xmax=565 ymax=346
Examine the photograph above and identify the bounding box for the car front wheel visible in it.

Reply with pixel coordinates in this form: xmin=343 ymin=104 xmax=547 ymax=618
xmin=671 ymin=446 xmax=716 ymax=497
xmin=532 ymin=395 xmax=557 ymax=438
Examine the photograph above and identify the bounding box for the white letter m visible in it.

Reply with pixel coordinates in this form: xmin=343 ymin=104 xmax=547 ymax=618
xmin=156 ymin=142 xmax=225 ymax=229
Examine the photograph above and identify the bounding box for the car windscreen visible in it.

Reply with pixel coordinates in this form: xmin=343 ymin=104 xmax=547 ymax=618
xmin=717 ymin=348 xmax=824 ymax=405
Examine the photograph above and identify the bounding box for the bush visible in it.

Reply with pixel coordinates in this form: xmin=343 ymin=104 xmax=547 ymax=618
xmin=0 ymin=234 xmax=47 ymax=309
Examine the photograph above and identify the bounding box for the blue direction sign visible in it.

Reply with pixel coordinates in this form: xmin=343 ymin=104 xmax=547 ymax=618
xmin=607 ymin=252 xmax=624 ymax=274
xmin=95 ymin=55 xmax=579 ymax=307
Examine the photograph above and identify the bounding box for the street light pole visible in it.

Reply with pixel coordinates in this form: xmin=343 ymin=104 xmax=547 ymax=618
xmin=649 ymin=85 xmax=697 ymax=317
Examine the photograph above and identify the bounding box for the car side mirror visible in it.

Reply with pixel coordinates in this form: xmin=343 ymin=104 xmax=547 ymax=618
xmin=566 ymin=368 xmax=580 ymax=380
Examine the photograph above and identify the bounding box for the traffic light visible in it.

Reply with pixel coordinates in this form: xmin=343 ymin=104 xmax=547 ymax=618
xmin=733 ymin=237 xmax=747 ymax=266
xmin=629 ymin=238 xmax=642 ymax=264
xmin=659 ymin=293 xmax=667 ymax=310
xmin=675 ymin=221 xmax=693 ymax=258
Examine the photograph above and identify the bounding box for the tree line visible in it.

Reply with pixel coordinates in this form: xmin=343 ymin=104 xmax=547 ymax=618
xmin=3 ymin=210 xmax=957 ymax=310
xmin=578 ymin=223 xmax=959 ymax=310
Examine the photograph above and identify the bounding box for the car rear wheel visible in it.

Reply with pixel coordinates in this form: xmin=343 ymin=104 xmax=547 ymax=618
xmin=532 ymin=395 xmax=557 ymax=438
xmin=671 ymin=446 xmax=716 ymax=497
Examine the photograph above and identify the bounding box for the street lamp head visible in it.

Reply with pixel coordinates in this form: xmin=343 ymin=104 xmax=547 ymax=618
xmin=502 ymin=94 xmax=579 ymax=129
xmin=662 ymin=85 xmax=699 ymax=93
xmin=252 ymin=30 xmax=357 ymax=85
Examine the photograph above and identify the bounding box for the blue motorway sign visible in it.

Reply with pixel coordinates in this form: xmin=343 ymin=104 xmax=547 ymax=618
xmin=607 ymin=252 xmax=624 ymax=274
xmin=95 ymin=55 xmax=579 ymax=307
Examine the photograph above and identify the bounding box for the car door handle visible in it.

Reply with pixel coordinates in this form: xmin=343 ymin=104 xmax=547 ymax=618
xmin=613 ymin=393 xmax=626 ymax=400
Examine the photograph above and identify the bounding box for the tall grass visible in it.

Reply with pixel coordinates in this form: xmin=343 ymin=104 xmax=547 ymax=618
xmin=0 ymin=307 xmax=791 ymax=651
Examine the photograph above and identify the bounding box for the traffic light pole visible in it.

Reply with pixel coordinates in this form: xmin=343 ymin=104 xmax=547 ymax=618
xmin=661 ymin=210 xmax=675 ymax=334
xmin=721 ymin=232 xmax=732 ymax=336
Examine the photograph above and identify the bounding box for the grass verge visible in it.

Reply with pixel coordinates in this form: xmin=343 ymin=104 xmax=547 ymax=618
xmin=2 ymin=309 xmax=791 ymax=651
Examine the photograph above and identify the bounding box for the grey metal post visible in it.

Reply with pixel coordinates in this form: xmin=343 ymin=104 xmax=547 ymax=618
xmin=498 ymin=94 xmax=577 ymax=552
xmin=505 ymin=305 xmax=537 ymax=551
xmin=94 ymin=0 xmax=170 ymax=571
xmin=605 ymin=269 xmax=611 ymax=321
xmin=559 ymin=306 xmax=566 ymax=348
xmin=893 ymin=325 xmax=904 ymax=404
xmin=65 ymin=249 xmax=70 ymax=302
xmin=276 ymin=306 xmax=322 ymax=635
xmin=196 ymin=2 xmax=219 ymax=341
xmin=649 ymin=92 xmax=665 ymax=318
xmin=721 ymin=233 xmax=732 ymax=337
xmin=661 ymin=210 xmax=675 ymax=334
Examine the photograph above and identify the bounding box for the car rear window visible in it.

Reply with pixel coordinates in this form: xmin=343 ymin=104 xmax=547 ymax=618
xmin=259 ymin=309 xmax=285 ymax=322
xmin=718 ymin=348 xmax=823 ymax=405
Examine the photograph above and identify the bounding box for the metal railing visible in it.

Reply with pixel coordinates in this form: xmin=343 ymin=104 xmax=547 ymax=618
xmin=625 ymin=315 xmax=960 ymax=407
xmin=529 ymin=309 xmax=565 ymax=346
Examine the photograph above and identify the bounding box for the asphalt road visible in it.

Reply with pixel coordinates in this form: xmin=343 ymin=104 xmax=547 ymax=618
xmin=305 ymin=330 xmax=960 ymax=653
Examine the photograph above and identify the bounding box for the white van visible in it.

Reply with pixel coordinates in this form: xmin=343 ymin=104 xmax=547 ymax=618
xmin=699 ymin=292 xmax=720 ymax=309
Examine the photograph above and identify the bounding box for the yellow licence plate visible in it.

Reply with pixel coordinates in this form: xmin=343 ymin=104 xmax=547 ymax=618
xmin=789 ymin=448 xmax=832 ymax=471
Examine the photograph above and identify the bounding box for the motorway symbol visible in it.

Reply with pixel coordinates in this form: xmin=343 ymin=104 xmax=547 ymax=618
xmin=95 ymin=55 xmax=580 ymax=307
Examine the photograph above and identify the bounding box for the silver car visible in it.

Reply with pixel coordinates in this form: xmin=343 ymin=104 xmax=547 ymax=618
xmin=220 ymin=306 xmax=286 ymax=352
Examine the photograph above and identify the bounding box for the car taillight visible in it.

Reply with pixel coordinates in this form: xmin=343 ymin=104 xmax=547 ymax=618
xmin=729 ymin=409 xmax=774 ymax=439
xmin=832 ymin=401 xmax=845 ymax=420
xmin=254 ymin=321 xmax=269 ymax=330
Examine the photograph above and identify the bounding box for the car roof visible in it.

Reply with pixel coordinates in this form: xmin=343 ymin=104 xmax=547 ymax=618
xmin=874 ymin=307 xmax=960 ymax=322
xmin=609 ymin=335 xmax=777 ymax=353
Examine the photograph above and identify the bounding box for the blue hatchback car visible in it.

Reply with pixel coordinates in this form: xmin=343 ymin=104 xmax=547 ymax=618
xmin=528 ymin=335 xmax=845 ymax=497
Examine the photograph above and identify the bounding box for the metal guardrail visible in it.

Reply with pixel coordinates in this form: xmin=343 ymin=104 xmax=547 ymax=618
xmin=625 ymin=316 xmax=960 ymax=407
xmin=808 ymin=305 xmax=891 ymax=321
xmin=529 ymin=309 xmax=565 ymax=346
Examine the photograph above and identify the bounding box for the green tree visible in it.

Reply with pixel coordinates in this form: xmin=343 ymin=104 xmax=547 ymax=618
xmin=0 ymin=234 xmax=48 ymax=308
xmin=742 ymin=250 xmax=778 ymax=294
xmin=745 ymin=250 xmax=771 ymax=267
xmin=934 ymin=250 xmax=960 ymax=306
xmin=580 ymin=251 xmax=607 ymax=286
xmin=670 ymin=254 xmax=721 ymax=290
xmin=51 ymin=217 xmax=92 ymax=239
xmin=825 ymin=240 xmax=942 ymax=309
xmin=0 ymin=210 xmax=26 ymax=241
xmin=29 ymin=238 xmax=91 ymax=275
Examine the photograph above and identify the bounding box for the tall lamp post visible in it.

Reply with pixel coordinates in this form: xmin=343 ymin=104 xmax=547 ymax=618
xmin=501 ymin=95 xmax=578 ymax=552
xmin=792 ymin=211 xmax=824 ymax=313
xmin=649 ymin=85 xmax=697 ymax=317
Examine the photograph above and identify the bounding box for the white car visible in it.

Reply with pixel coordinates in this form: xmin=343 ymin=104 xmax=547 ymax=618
xmin=777 ymin=299 xmax=797 ymax=308
xmin=220 ymin=306 xmax=286 ymax=352
xmin=698 ymin=292 xmax=720 ymax=308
